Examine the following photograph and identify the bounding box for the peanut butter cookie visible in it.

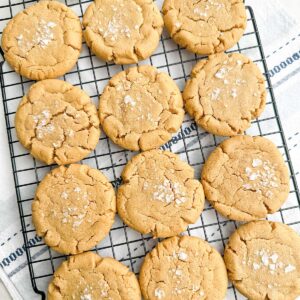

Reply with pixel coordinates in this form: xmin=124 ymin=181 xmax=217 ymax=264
xmin=140 ymin=236 xmax=228 ymax=300
xmin=99 ymin=65 xmax=184 ymax=151
xmin=162 ymin=0 xmax=247 ymax=55
xmin=117 ymin=150 xmax=205 ymax=238
xmin=48 ymin=252 xmax=141 ymax=299
xmin=224 ymin=221 xmax=300 ymax=300
xmin=1 ymin=1 xmax=82 ymax=80
xmin=202 ymin=135 xmax=290 ymax=221
xmin=15 ymin=79 xmax=100 ymax=165
xmin=183 ymin=53 xmax=266 ymax=136
xmin=32 ymin=164 xmax=116 ymax=254
xmin=83 ymin=0 xmax=163 ymax=64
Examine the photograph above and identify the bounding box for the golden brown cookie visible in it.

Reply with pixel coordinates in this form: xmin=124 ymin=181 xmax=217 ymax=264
xmin=32 ymin=164 xmax=116 ymax=254
xmin=1 ymin=1 xmax=82 ymax=80
xmin=15 ymin=79 xmax=100 ymax=165
xmin=99 ymin=65 xmax=184 ymax=151
xmin=48 ymin=251 xmax=141 ymax=299
xmin=183 ymin=53 xmax=266 ymax=136
xmin=162 ymin=0 xmax=247 ymax=55
xmin=201 ymin=135 xmax=290 ymax=221
xmin=82 ymin=0 xmax=163 ymax=64
xmin=117 ymin=150 xmax=205 ymax=238
xmin=139 ymin=236 xmax=228 ymax=300
xmin=224 ymin=221 xmax=300 ymax=300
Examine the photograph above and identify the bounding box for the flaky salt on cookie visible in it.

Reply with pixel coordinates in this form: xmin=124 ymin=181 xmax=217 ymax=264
xmin=15 ymin=79 xmax=100 ymax=165
xmin=117 ymin=150 xmax=204 ymax=237
xmin=183 ymin=53 xmax=266 ymax=136
xmin=202 ymin=135 xmax=290 ymax=221
xmin=32 ymin=164 xmax=116 ymax=254
xmin=224 ymin=221 xmax=300 ymax=300
xmin=140 ymin=236 xmax=228 ymax=299
xmin=1 ymin=1 xmax=82 ymax=80
xmin=48 ymin=252 xmax=141 ymax=299
xmin=163 ymin=0 xmax=246 ymax=55
xmin=83 ymin=0 xmax=163 ymax=64
xmin=99 ymin=65 xmax=184 ymax=151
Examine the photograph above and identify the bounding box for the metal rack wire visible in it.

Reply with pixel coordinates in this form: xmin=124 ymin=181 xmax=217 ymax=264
xmin=0 ymin=1 xmax=299 ymax=299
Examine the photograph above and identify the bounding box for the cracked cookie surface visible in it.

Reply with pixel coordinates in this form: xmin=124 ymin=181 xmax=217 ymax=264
xmin=15 ymin=79 xmax=100 ymax=165
xmin=224 ymin=221 xmax=300 ymax=300
xmin=48 ymin=251 xmax=141 ymax=299
xmin=1 ymin=1 xmax=82 ymax=80
xmin=139 ymin=236 xmax=228 ymax=300
xmin=83 ymin=0 xmax=163 ymax=64
xmin=99 ymin=66 xmax=184 ymax=151
xmin=202 ymin=136 xmax=289 ymax=221
xmin=183 ymin=53 xmax=266 ymax=136
xmin=32 ymin=164 xmax=116 ymax=254
xmin=117 ymin=150 xmax=204 ymax=238
xmin=162 ymin=0 xmax=246 ymax=55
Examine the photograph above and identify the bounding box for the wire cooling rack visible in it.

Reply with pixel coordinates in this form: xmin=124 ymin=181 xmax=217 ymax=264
xmin=0 ymin=1 xmax=300 ymax=299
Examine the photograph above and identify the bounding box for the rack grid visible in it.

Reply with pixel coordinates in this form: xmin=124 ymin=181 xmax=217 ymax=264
xmin=0 ymin=1 xmax=299 ymax=299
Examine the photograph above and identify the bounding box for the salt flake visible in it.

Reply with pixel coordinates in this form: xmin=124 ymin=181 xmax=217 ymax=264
xmin=231 ymin=88 xmax=237 ymax=98
xmin=124 ymin=95 xmax=136 ymax=106
xmin=249 ymin=173 xmax=258 ymax=181
xmin=175 ymin=269 xmax=182 ymax=276
xmin=154 ymin=288 xmax=165 ymax=299
xmin=80 ymin=294 xmax=92 ymax=300
xmin=252 ymin=159 xmax=262 ymax=167
xmin=266 ymin=190 xmax=273 ymax=198
xmin=73 ymin=220 xmax=83 ymax=228
xmin=74 ymin=187 xmax=81 ymax=193
xmin=211 ymin=88 xmax=221 ymax=100
xmin=285 ymin=264 xmax=296 ymax=273
xmin=47 ymin=21 xmax=56 ymax=28
xmin=270 ymin=253 xmax=278 ymax=263
xmin=243 ymin=183 xmax=252 ymax=190
xmin=194 ymin=7 xmax=207 ymax=17
xmin=175 ymin=21 xmax=181 ymax=28
xmin=245 ymin=167 xmax=252 ymax=174
xmin=178 ymin=251 xmax=188 ymax=261
xmin=61 ymin=191 xmax=68 ymax=200
xmin=269 ymin=264 xmax=276 ymax=271
xmin=215 ymin=67 xmax=228 ymax=79
xmin=261 ymin=254 xmax=269 ymax=266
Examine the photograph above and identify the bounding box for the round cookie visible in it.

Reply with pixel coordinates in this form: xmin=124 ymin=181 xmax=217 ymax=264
xmin=224 ymin=221 xmax=300 ymax=300
xmin=201 ymin=135 xmax=290 ymax=221
xmin=15 ymin=79 xmax=100 ymax=165
xmin=82 ymin=0 xmax=163 ymax=64
xmin=183 ymin=53 xmax=266 ymax=136
xmin=32 ymin=164 xmax=116 ymax=254
xmin=1 ymin=1 xmax=82 ymax=80
xmin=117 ymin=150 xmax=204 ymax=238
xmin=48 ymin=251 xmax=141 ymax=299
xmin=139 ymin=236 xmax=228 ymax=300
xmin=162 ymin=0 xmax=247 ymax=55
xmin=99 ymin=66 xmax=184 ymax=151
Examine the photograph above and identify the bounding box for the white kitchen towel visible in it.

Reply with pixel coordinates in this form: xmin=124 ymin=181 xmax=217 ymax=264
xmin=0 ymin=267 xmax=22 ymax=300
xmin=0 ymin=0 xmax=300 ymax=299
